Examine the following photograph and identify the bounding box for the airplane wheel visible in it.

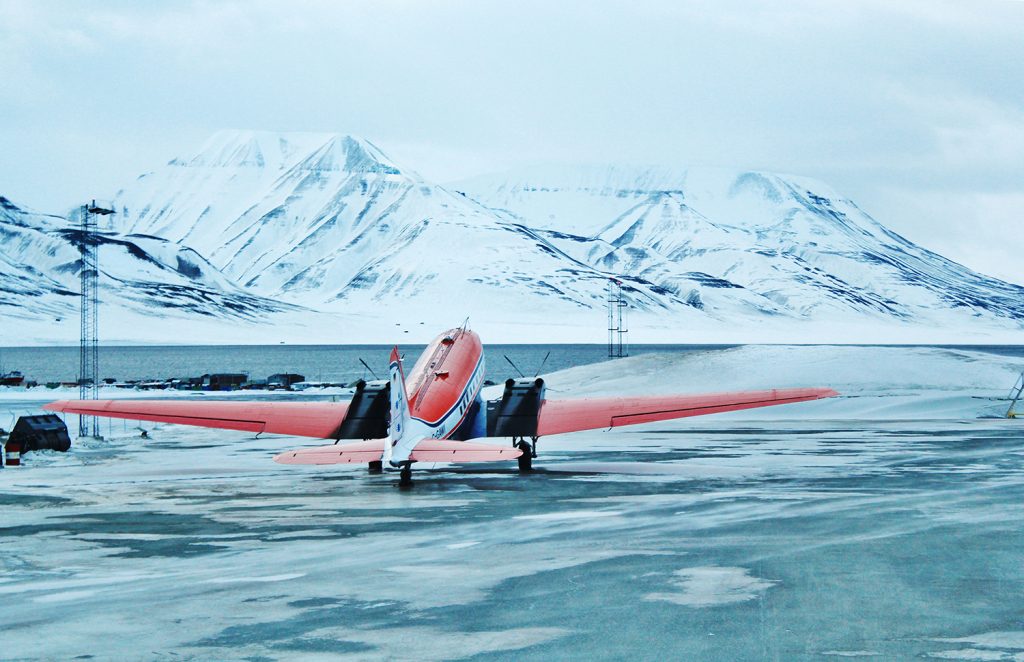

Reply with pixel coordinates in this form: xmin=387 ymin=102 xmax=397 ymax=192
xmin=368 ymin=460 xmax=383 ymax=474
xmin=517 ymin=441 xmax=533 ymax=472
xmin=399 ymin=463 xmax=413 ymax=488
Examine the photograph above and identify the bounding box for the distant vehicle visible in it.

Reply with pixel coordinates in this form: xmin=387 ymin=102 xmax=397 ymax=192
xmin=267 ymin=373 xmax=305 ymax=390
xmin=291 ymin=381 xmax=349 ymax=391
xmin=46 ymin=324 xmax=838 ymax=486
xmin=0 ymin=370 xmax=25 ymax=387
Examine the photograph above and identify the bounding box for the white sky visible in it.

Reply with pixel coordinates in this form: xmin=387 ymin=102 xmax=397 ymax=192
xmin=2 ymin=0 xmax=1023 ymax=283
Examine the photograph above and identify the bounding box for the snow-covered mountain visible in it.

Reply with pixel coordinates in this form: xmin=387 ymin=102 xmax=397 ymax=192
xmin=4 ymin=131 xmax=1023 ymax=344
xmin=0 ymin=195 xmax=303 ymax=343
xmin=113 ymin=131 xmax=684 ymax=320
xmin=454 ymin=166 xmax=1024 ymax=329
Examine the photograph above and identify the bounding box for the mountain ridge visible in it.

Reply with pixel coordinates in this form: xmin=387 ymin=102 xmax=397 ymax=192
xmin=2 ymin=132 xmax=1022 ymax=343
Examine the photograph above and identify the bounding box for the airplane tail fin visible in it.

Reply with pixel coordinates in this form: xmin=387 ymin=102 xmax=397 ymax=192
xmin=385 ymin=346 xmax=412 ymax=465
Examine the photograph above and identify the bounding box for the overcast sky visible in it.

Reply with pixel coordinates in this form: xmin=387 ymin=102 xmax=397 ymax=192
xmin=2 ymin=0 xmax=1023 ymax=282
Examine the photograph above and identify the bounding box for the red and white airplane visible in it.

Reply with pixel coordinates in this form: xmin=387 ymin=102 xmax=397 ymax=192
xmin=45 ymin=326 xmax=837 ymax=485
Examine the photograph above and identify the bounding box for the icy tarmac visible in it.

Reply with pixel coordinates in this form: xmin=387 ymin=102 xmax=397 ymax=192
xmin=3 ymin=346 xmax=1024 ymax=660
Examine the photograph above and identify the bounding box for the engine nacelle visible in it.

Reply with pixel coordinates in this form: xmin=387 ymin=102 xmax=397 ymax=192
xmin=486 ymin=377 xmax=545 ymax=438
xmin=336 ymin=379 xmax=390 ymax=440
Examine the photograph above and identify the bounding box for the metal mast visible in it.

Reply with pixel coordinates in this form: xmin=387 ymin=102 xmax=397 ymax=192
xmin=607 ymin=279 xmax=628 ymax=358
xmin=78 ymin=200 xmax=114 ymax=438
xmin=1008 ymin=371 xmax=1024 ymax=419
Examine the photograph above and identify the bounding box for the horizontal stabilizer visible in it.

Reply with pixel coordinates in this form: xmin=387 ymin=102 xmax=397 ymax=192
xmin=44 ymin=400 xmax=348 ymax=439
xmin=408 ymin=438 xmax=522 ymax=463
xmin=275 ymin=440 xmax=384 ymax=465
xmin=274 ymin=438 xmax=521 ymax=465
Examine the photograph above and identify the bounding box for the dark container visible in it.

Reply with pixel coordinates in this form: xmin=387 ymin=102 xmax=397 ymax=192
xmin=9 ymin=414 xmax=72 ymax=453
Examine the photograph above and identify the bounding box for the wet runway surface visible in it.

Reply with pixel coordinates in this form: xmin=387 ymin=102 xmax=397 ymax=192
xmin=4 ymin=413 xmax=1024 ymax=660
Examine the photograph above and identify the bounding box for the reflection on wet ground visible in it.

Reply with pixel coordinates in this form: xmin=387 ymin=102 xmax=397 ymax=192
xmin=4 ymin=415 xmax=1024 ymax=660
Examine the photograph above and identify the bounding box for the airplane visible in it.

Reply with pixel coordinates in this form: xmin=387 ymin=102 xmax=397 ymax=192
xmin=44 ymin=325 xmax=838 ymax=486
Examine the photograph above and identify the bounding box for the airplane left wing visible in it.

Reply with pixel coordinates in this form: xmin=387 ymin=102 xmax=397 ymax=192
xmin=43 ymin=400 xmax=348 ymax=439
xmin=537 ymin=387 xmax=838 ymax=436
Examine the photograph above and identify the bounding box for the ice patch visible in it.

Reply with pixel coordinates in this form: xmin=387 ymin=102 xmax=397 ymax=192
xmin=513 ymin=510 xmax=623 ymax=521
xmin=76 ymin=533 xmax=186 ymax=542
xmin=265 ymin=529 xmax=338 ymax=540
xmin=445 ymin=541 xmax=481 ymax=549
xmin=928 ymin=631 xmax=1024 ymax=659
xmin=927 ymin=649 xmax=1009 ymax=660
xmin=327 ymin=625 xmax=569 ymax=660
xmin=32 ymin=589 xmax=97 ymax=603
xmin=645 ymin=566 xmax=776 ymax=607
xmin=821 ymin=652 xmax=883 ymax=658
xmin=936 ymin=632 xmax=1024 ymax=650
xmin=204 ymin=573 xmax=306 ymax=584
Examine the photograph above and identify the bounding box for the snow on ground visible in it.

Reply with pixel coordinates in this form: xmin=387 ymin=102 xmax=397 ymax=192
xmin=644 ymin=566 xmax=778 ymax=607
xmin=489 ymin=344 xmax=1024 ymax=421
xmin=3 ymin=345 xmax=1024 ymax=659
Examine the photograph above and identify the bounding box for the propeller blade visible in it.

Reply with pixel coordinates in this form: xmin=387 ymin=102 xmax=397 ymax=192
xmin=503 ymin=354 xmax=525 ymax=378
xmin=534 ymin=351 xmax=551 ymax=377
xmin=359 ymin=358 xmax=380 ymax=380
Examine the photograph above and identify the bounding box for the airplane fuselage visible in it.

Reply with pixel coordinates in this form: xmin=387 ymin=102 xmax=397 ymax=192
xmin=388 ymin=328 xmax=487 ymax=464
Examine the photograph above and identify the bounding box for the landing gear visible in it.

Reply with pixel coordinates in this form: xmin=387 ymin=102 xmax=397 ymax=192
xmin=515 ymin=436 xmax=538 ymax=472
xmin=399 ymin=462 xmax=413 ymax=488
xmin=517 ymin=441 xmax=532 ymax=471
xmin=368 ymin=460 xmax=383 ymax=474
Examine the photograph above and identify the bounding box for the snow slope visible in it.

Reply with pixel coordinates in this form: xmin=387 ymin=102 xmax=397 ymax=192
xmin=5 ymin=131 xmax=1024 ymax=343
xmin=113 ymin=131 xmax=681 ymax=322
xmin=456 ymin=166 xmax=1024 ymax=331
xmin=520 ymin=344 xmax=1023 ymax=421
xmin=0 ymin=196 xmax=314 ymax=344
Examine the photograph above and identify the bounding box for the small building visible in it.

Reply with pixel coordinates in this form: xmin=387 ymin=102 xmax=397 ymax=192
xmin=268 ymin=373 xmax=306 ymax=390
xmin=175 ymin=376 xmax=205 ymax=390
xmin=202 ymin=373 xmax=248 ymax=391
xmin=8 ymin=414 xmax=71 ymax=453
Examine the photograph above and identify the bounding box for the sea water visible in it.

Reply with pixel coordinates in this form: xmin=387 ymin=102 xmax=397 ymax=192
xmin=2 ymin=344 xmax=1022 ymax=385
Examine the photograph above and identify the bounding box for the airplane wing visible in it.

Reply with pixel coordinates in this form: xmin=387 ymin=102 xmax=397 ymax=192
xmin=43 ymin=399 xmax=348 ymax=439
xmin=274 ymin=438 xmax=521 ymax=465
xmin=537 ymin=387 xmax=838 ymax=436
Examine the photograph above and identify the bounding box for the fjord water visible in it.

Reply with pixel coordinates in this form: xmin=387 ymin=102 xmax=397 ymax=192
xmin=3 ymin=343 xmax=1023 ymax=385
xmin=0 ymin=344 xmax=736 ymax=384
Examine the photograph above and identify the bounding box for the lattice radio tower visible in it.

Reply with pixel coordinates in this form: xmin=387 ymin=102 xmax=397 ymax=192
xmin=607 ymin=279 xmax=629 ymax=358
xmin=79 ymin=200 xmax=114 ymax=438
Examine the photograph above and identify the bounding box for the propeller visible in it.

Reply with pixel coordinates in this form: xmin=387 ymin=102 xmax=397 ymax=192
xmin=534 ymin=351 xmax=551 ymax=377
xmin=504 ymin=351 xmax=551 ymax=379
xmin=359 ymin=358 xmax=380 ymax=380
xmin=503 ymin=354 xmax=525 ymax=378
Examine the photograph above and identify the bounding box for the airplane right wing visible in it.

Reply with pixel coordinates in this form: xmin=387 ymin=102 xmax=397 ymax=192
xmin=537 ymin=387 xmax=838 ymax=436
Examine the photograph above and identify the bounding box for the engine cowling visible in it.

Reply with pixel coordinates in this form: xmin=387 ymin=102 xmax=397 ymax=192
xmin=486 ymin=377 xmax=545 ymax=438
xmin=336 ymin=379 xmax=390 ymax=440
